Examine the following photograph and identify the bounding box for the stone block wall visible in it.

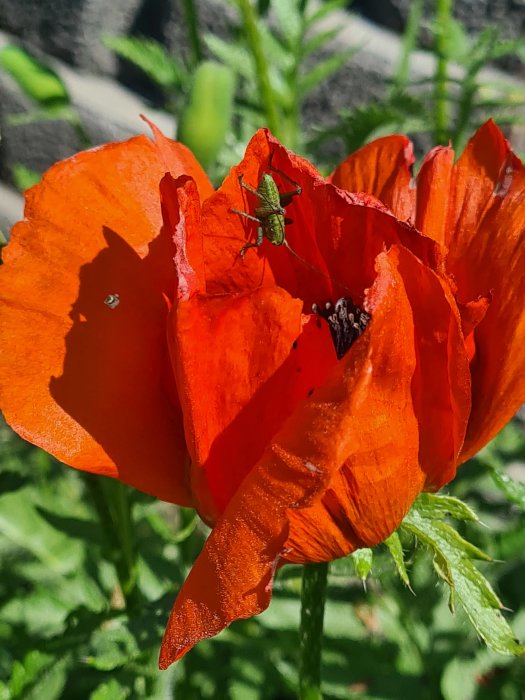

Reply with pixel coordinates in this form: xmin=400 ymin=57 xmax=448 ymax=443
xmin=1 ymin=0 xmax=524 ymax=233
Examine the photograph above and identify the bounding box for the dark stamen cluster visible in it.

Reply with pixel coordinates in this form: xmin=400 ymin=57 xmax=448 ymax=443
xmin=312 ymin=297 xmax=370 ymax=359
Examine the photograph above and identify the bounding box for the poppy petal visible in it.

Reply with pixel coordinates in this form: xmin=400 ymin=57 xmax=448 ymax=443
xmin=415 ymin=145 xmax=455 ymax=248
xmin=285 ymin=244 xmax=470 ymax=561
xmin=328 ymin=135 xmax=416 ymax=221
xmin=0 ymin=135 xmax=199 ymax=504
xmin=445 ymin=122 xmax=525 ymax=460
xmin=159 ymin=244 xmax=427 ymax=665
xmin=168 ymin=287 xmax=337 ymax=523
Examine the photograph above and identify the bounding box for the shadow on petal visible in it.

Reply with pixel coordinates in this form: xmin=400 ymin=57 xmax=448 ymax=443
xmin=50 ymin=225 xmax=191 ymax=505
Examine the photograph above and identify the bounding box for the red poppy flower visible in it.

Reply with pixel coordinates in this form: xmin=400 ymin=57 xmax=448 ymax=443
xmin=0 ymin=120 xmax=522 ymax=668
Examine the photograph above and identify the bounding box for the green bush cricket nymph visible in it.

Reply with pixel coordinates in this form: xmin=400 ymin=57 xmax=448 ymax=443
xmin=230 ymin=157 xmax=302 ymax=257
xmin=230 ymin=157 xmax=372 ymax=360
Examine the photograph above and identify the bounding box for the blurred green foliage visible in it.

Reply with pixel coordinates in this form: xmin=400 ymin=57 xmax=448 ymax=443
xmin=1 ymin=418 xmax=524 ymax=699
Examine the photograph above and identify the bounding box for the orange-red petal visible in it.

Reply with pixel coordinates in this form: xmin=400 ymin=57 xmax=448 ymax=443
xmin=0 ymin=132 xmax=211 ymax=504
xmin=444 ymin=122 xmax=525 ymax=460
xmin=415 ymin=145 xmax=455 ymax=248
xmin=159 ymin=243 xmax=441 ymax=665
xmin=285 ymin=244 xmax=470 ymax=562
xmin=328 ymin=134 xmax=416 ymax=221
xmin=168 ymin=286 xmax=339 ymax=522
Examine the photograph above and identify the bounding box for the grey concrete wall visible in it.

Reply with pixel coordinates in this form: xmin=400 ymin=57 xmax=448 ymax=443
xmin=1 ymin=0 xmax=524 ymax=234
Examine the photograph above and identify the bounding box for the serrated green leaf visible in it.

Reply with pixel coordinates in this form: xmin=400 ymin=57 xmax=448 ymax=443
xmin=103 ymin=35 xmax=188 ymax=91
xmin=298 ymin=47 xmax=357 ymax=96
xmin=414 ymin=492 xmax=480 ymax=523
xmin=406 ymin=510 xmax=491 ymax=562
xmin=384 ymin=532 xmax=410 ymax=586
xmin=401 ymin=506 xmax=523 ymax=656
xmin=350 ymin=548 xmax=373 ymax=581
xmin=0 ymin=45 xmax=69 ymax=106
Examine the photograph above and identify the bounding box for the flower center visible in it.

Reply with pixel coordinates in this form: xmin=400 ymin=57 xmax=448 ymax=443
xmin=312 ymin=297 xmax=370 ymax=359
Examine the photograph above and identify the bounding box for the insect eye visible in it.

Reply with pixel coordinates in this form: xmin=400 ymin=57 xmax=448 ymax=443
xmin=312 ymin=296 xmax=370 ymax=359
xmin=104 ymin=293 xmax=120 ymax=309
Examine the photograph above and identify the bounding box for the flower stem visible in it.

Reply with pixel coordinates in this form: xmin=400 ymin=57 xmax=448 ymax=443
xmin=298 ymin=562 xmax=329 ymax=700
xmin=84 ymin=475 xmax=140 ymax=609
xmin=182 ymin=0 xmax=203 ymax=66
xmin=433 ymin=0 xmax=452 ymax=144
xmin=236 ymin=0 xmax=282 ymax=140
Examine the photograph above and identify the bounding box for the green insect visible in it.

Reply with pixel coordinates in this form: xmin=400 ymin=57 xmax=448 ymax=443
xmin=231 ymin=159 xmax=302 ymax=257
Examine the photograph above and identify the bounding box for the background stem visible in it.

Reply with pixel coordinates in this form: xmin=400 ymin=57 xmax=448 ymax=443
xmin=236 ymin=0 xmax=282 ymax=139
xmin=182 ymin=0 xmax=203 ymax=66
xmin=84 ymin=475 xmax=140 ymax=610
xmin=434 ymin=0 xmax=452 ymax=143
xmin=298 ymin=562 xmax=329 ymax=700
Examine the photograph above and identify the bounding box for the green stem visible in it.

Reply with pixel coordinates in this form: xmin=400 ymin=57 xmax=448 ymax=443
xmin=433 ymin=0 xmax=452 ymax=144
xmin=391 ymin=0 xmax=424 ymax=95
xmin=236 ymin=0 xmax=282 ymax=140
xmin=84 ymin=475 xmax=140 ymax=609
xmin=182 ymin=0 xmax=203 ymax=66
xmin=286 ymin=10 xmax=308 ymax=152
xmin=298 ymin=562 xmax=329 ymax=700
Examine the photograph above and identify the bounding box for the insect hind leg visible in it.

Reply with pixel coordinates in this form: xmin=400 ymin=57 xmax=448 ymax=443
xmin=240 ymin=226 xmax=264 ymax=257
xmin=267 ymin=152 xmax=302 ymax=203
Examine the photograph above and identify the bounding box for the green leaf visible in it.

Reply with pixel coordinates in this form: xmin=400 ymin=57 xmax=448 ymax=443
xmin=298 ymin=47 xmax=357 ymax=96
xmin=9 ymin=651 xmax=69 ymax=700
xmin=401 ymin=501 xmax=523 ymax=656
xmin=142 ymin=507 xmax=199 ymax=544
xmin=205 ymin=34 xmax=254 ymax=81
xmin=272 ymin=0 xmax=303 ymax=47
xmin=11 ymin=164 xmax=41 ymax=192
xmin=85 ymin=621 xmax=139 ymax=671
xmin=414 ymin=492 xmax=481 ymax=523
xmin=103 ymin=35 xmax=189 ymax=92
xmin=0 ymin=45 xmax=69 ymax=106
xmin=302 ymin=28 xmax=340 ymax=58
xmin=488 ymin=466 xmax=525 ymax=511
xmin=304 ymin=0 xmax=347 ymax=29
xmin=440 ymin=653 xmax=496 ymax=700
xmin=0 ymin=490 xmax=83 ymax=575
xmin=89 ymin=679 xmax=130 ymax=700
xmin=438 ymin=17 xmax=471 ymax=63
xmin=328 ymin=557 xmax=353 ymax=578
xmin=384 ymin=532 xmax=410 ymax=587
xmin=350 ymin=548 xmax=373 ymax=581
xmin=177 ymin=61 xmax=236 ymax=169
